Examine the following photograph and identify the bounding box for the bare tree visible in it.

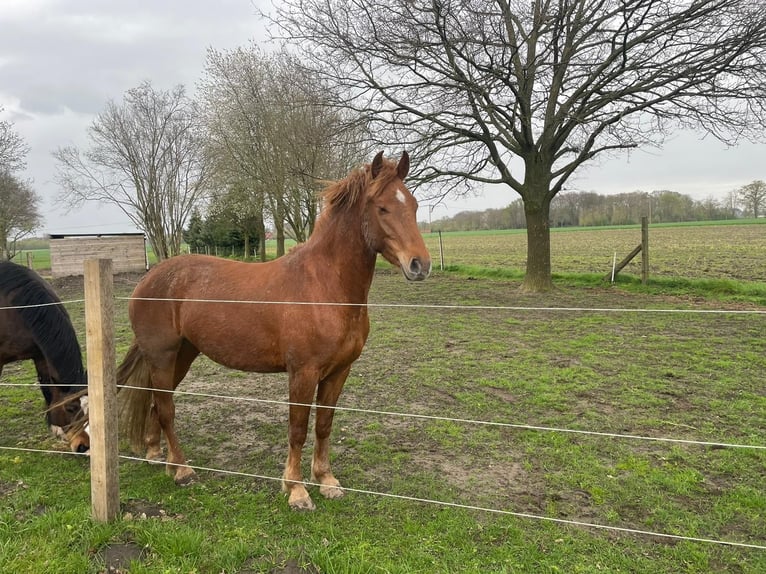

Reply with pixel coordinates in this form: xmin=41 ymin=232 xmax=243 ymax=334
xmin=0 ymin=108 xmax=29 ymax=174
xmin=53 ymin=82 xmax=210 ymax=260
xmin=0 ymin=110 xmax=36 ymax=258
xmin=200 ymin=45 xmax=368 ymax=257
xmin=736 ymin=180 xmax=766 ymax=218
xmin=270 ymin=0 xmax=766 ymax=290
xmin=0 ymin=171 xmax=41 ymax=260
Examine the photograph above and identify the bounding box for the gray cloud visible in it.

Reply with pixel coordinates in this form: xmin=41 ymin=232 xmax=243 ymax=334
xmin=0 ymin=0 xmax=764 ymax=234
xmin=1 ymin=0 xmax=267 ymax=232
xmin=2 ymin=0 xmax=265 ymax=115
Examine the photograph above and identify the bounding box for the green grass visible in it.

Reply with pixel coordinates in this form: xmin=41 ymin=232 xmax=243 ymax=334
xmin=14 ymin=248 xmax=51 ymax=270
xmin=2 ymin=227 xmax=765 ymax=572
xmin=424 ymin=220 xmax=766 ymax=284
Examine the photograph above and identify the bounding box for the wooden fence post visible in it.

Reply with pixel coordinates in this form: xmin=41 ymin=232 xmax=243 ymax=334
xmin=438 ymin=230 xmax=445 ymax=271
xmin=641 ymin=216 xmax=649 ymax=285
xmin=604 ymin=217 xmax=650 ymax=283
xmin=84 ymin=259 xmax=119 ymax=522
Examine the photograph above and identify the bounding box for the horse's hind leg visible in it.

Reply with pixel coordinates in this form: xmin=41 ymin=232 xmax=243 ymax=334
xmin=311 ymin=366 xmax=350 ymax=500
xmin=147 ymin=342 xmax=199 ymax=485
xmin=152 ymin=386 xmax=197 ymax=485
xmin=144 ymin=405 xmax=163 ymax=461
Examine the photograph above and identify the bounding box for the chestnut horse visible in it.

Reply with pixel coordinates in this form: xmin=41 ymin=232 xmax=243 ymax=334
xmin=0 ymin=261 xmax=90 ymax=452
xmin=118 ymin=151 xmax=431 ymax=510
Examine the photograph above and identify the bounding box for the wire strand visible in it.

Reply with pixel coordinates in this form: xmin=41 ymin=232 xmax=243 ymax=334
xmin=116 ymin=384 xmax=766 ymax=451
xmin=117 ymin=454 xmax=766 ymax=551
xmin=0 ymin=445 xmax=88 ymax=458
xmin=5 ymin=443 xmax=762 ymax=549
xmin=3 ymin=381 xmax=762 ymax=451
xmin=117 ymin=296 xmax=766 ymax=315
xmin=0 ymin=299 xmax=85 ymax=311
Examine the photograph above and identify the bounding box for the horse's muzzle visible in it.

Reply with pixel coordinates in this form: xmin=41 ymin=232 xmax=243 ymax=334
xmin=403 ymin=257 xmax=431 ymax=281
xmin=67 ymin=426 xmax=90 ymax=454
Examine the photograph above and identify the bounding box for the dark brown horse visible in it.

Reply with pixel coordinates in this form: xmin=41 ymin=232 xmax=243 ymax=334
xmin=118 ymin=151 xmax=431 ymax=509
xmin=0 ymin=261 xmax=90 ymax=452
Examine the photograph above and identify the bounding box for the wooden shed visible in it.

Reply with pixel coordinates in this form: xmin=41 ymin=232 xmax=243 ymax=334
xmin=49 ymin=233 xmax=148 ymax=278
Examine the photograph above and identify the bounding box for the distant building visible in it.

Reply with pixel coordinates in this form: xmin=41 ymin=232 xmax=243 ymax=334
xmin=49 ymin=233 xmax=148 ymax=277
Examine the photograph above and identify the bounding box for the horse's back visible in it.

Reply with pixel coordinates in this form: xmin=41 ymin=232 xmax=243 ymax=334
xmin=0 ymin=261 xmax=62 ymax=366
xmin=131 ymin=254 xmax=287 ymax=309
xmin=0 ymin=261 xmax=59 ymax=302
xmin=129 ymin=254 xmax=369 ymax=374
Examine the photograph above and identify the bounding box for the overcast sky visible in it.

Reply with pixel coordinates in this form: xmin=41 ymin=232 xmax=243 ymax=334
xmin=1 ymin=0 xmax=764 ymax=234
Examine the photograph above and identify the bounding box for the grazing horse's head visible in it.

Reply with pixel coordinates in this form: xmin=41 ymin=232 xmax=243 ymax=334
xmin=364 ymin=151 xmax=431 ymax=281
xmin=43 ymin=375 xmax=90 ymax=454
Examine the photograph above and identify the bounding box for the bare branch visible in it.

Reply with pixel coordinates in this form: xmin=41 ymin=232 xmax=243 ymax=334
xmin=0 ymin=171 xmax=41 ymax=259
xmin=0 ymin=108 xmax=30 ymax=173
xmin=53 ymin=82 xmax=210 ymax=260
xmin=268 ymin=0 xmax=766 ymax=290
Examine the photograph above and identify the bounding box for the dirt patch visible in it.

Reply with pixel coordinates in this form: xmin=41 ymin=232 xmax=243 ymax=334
xmin=93 ymin=501 xmax=172 ymax=573
xmin=121 ymin=498 xmax=178 ymax=520
xmin=236 ymin=557 xmax=320 ymax=574
xmin=97 ymin=542 xmax=147 ymax=573
xmin=0 ymin=479 xmax=24 ymax=497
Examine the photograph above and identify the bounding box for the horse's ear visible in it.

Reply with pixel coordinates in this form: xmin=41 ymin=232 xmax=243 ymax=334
xmin=397 ymin=151 xmax=410 ymax=180
xmin=371 ymin=151 xmax=385 ymax=179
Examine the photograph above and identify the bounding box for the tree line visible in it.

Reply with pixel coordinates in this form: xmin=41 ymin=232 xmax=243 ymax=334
xmin=430 ymin=187 xmax=764 ymax=232
xmin=3 ymin=1 xmax=766 ymax=293
xmin=50 ymin=48 xmax=368 ymax=262
xmin=0 ymin=108 xmax=41 ymax=260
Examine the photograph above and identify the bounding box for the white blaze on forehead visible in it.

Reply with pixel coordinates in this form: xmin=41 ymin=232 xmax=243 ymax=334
xmin=396 ymin=188 xmax=407 ymax=204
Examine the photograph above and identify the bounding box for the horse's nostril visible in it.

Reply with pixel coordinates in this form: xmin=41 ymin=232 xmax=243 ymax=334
xmin=410 ymin=258 xmax=422 ymax=276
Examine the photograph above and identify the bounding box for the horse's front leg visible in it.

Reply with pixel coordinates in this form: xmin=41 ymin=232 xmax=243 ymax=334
xmin=312 ymin=366 xmax=351 ymax=500
xmin=283 ymin=370 xmax=318 ymax=510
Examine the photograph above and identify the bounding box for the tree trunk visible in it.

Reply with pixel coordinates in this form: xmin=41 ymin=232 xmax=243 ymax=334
xmin=521 ymin=197 xmax=554 ymax=292
xmin=256 ymin=215 xmax=267 ymax=262
xmin=276 ymin=222 xmax=286 ymax=257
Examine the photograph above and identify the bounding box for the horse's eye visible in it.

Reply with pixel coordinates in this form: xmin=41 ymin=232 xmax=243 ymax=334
xmin=379 ymin=206 xmax=389 ymax=215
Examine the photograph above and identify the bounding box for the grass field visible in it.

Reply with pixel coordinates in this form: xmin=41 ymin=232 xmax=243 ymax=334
xmin=1 ymin=221 xmax=765 ymax=573
xmin=424 ymin=220 xmax=766 ymax=282
xmin=17 ymin=219 xmax=766 ymax=283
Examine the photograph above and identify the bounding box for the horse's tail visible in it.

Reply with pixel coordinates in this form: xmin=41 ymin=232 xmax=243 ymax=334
xmin=117 ymin=340 xmax=154 ymax=454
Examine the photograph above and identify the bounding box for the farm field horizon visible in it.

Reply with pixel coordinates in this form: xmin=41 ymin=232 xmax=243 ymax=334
xmin=422 ymin=219 xmax=766 ymax=283
xmin=16 ymin=219 xmax=766 ymax=285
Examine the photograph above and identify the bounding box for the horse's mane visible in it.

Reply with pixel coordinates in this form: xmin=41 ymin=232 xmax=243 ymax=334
xmin=286 ymin=156 xmax=403 ymax=258
xmin=319 ymin=156 xmax=401 ymax=215
xmin=0 ymin=262 xmax=85 ymax=390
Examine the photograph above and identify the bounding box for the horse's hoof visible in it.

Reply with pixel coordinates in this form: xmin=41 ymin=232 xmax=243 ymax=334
xmin=146 ymin=449 xmax=164 ymax=462
xmin=319 ymin=485 xmax=345 ymax=500
xmin=174 ymin=471 xmax=198 ymax=487
xmin=289 ymin=496 xmax=316 ymax=512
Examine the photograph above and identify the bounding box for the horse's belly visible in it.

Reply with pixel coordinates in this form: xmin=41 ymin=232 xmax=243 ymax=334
xmin=189 ymin=298 xmax=366 ymax=366
xmin=190 ymin=326 xmax=365 ymax=377
xmin=189 ymin=334 xmax=286 ymax=373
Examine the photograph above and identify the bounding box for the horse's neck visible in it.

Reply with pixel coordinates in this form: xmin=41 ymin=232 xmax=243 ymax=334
xmin=300 ymin=210 xmax=377 ymax=302
xmin=25 ymin=306 xmax=85 ymax=387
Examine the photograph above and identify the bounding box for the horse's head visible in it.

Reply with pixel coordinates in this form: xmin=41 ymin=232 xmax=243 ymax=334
xmin=365 ymin=151 xmax=432 ymax=281
xmin=44 ymin=374 xmax=90 ymax=454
